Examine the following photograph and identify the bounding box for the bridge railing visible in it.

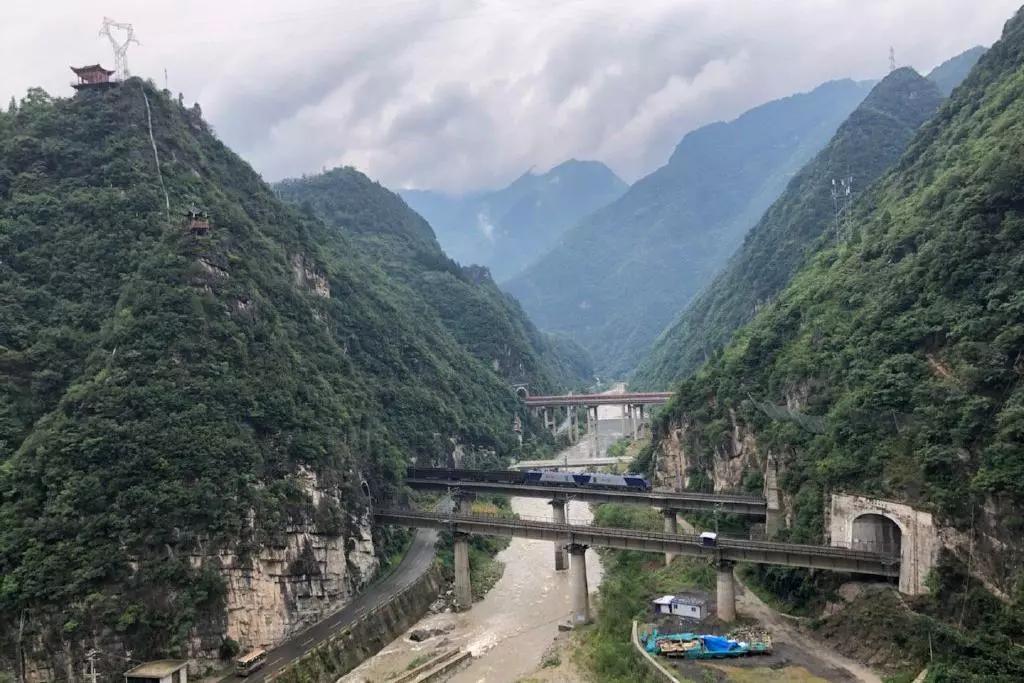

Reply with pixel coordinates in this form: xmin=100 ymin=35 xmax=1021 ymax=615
xmin=376 ymin=508 xmax=901 ymax=562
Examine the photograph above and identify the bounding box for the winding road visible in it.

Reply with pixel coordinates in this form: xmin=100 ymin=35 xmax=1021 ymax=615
xmin=219 ymin=527 xmax=439 ymax=682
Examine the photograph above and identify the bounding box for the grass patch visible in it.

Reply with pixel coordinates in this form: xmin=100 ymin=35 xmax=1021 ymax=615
xmin=577 ymin=504 xmax=715 ymax=682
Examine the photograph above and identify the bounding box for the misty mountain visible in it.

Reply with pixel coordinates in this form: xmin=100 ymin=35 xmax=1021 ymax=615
xmin=402 ymin=159 xmax=627 ymax=281
xmin=633 ymin=68 xmax=946 ymax=388
xmin=927 ymin=45 xmax=988 ymax=95
xmin=505 ymin=78 xmax=875 ymax=376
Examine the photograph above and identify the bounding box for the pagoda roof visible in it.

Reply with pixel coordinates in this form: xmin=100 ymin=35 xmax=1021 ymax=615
xmin=71 ymin=64 xmax=115 ymax=75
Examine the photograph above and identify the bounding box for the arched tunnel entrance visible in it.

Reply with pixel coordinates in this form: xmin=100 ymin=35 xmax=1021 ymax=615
xmin=851 ymin=513 xmax=902 ymax=556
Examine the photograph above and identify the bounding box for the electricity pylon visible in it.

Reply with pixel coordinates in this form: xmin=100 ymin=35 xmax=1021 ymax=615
xmin=100 ymin=17 xmax=140 ymax=81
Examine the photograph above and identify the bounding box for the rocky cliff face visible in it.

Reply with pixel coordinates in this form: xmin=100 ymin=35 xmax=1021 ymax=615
xmin=203 ymin=469 xmax=379 ymax=650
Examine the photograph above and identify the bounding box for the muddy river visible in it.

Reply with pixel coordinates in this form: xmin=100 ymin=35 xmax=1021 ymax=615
xmin=342 ymin=496 xmax=603 ymax=683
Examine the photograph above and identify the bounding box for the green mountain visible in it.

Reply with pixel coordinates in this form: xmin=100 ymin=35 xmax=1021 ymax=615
xmin=633 ymin=68 xmax=945 ymax=388
xmin=505 ymin=79 xmax=874 ymax=377
xmin=0 ymin=83 xmax=531 ymax=673
xmin=276 ymin=167 xmax=592 ymax=390
xmin=927 ymin=45 xmax=988 ymax=95
xmin=651 ymin=12 xmax=1024 ymax=678
xmin=402 ymin=159 xmax=627 ymax=282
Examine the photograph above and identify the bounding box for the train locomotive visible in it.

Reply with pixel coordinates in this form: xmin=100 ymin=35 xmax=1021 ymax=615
xmin=407 ymin=466 xmax=651 ymax=492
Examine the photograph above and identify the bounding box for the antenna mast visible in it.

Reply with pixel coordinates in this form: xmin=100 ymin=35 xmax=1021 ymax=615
xmin=99 ymin=17 xmax=140 ymax=81
xmin=889 ymin=46 xmax=896 ymax=72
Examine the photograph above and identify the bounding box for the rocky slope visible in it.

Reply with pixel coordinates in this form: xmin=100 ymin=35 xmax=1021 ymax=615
xmin=276 ymin=167 xmax=593 ymax=391
xmin=632 ymin=68 xmax=945 ymax=388
xmin=0 ymin=82 xmax=527 ymax=679
xmin=648 ymin=10 xmax=1024 ymax=678
xmin=402 ymin=159 xmax=626 ymax=282
xmin=505 ymin=79 xmax=874 ymax=376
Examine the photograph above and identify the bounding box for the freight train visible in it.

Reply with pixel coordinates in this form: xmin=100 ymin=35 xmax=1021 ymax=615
xmin=407 ymin=466 xmax=651 ymax=492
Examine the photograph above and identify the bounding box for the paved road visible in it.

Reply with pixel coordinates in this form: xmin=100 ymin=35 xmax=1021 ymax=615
xmin=220 ymin=527 xmax=439 ymax=682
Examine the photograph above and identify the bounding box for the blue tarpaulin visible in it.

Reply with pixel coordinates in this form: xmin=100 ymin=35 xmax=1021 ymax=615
xmin=702 ymin=635 xmax=741 ymax=652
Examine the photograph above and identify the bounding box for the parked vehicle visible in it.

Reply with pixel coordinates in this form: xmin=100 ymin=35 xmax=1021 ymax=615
xmin=643 ymin=630 xmax=772 ymax=659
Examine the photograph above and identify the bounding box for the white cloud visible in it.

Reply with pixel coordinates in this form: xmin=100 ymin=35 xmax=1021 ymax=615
xmin=0 ymin=0 xmax=1017 ymax=192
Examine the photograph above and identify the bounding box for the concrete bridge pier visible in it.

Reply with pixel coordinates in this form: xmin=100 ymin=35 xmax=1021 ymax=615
xmin=662 ymin=509 xmax=679 ymax=565
xmin=568 ymin=543 xmax=591 ymax=625
xmin=570 ymin=408 xmax=579 ymax=443
xmin=715 ymin=559 xmax=736 ymax=622
xmin=764 ymin=455 xmax=783 ymax=538
xmin=453 ymin=531 xmax=472 ymax=610
xmin=550 ymin=499 xmax=568 ymax=570
xmin=586 ymin=406 xmax=599 ymax=457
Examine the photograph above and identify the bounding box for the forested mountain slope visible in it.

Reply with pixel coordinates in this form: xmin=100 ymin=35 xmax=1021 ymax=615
xmin=276 ymin=167 xmax=592 ymax=390
xmin=0 ymin=82 xmax=527 ymax=676
xmin=633 ymin=68 xmax=945 ymax=388
xmin=927 ymin=45 xmax=988 ymax=95
xmin=402 ymin=159 xmax=626 ymax=282
xmin=506 ymin=79 xmax=874 ymax=376
xmin=651 ymin=11 xmax=1024 ymax=678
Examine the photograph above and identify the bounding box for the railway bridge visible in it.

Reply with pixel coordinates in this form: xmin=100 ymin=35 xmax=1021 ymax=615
xmin=376 ymin=507 xmax=899 ymax=626
xmin=407 ymin=467 xmax=771 ymax=567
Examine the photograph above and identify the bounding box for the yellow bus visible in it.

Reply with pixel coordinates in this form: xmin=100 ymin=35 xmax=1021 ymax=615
xmin=235 ymin=649 xmax=267 ymax=677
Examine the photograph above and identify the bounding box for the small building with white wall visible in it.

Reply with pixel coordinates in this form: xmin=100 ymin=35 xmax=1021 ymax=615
xmin=124 ymin=660 xmax=188 ymax=683
xmin=652 ymin=593 xmax=708 ymax=620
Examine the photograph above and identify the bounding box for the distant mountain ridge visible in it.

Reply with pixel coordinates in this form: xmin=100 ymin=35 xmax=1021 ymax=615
xmin=927 ymin=45 xmax=988 ymax=95
xmin=505 ymin=78 xmax=875 ymax=376
xmin=402 ymin=159 xmax=626 ymax=281
xmin=632 ymin=67 xmax=946 ymax=388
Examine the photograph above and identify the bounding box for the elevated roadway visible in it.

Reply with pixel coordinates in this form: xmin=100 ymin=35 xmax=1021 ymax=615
xmin=376 ymin=509 xmax=898 ymax=577
xmin=508 ymin=455 xmax=632 ymax=470
xmin=523 ymin=391 xmax=673 ymax=408
xmin=376 ymin=508 xmax=899 ymax=625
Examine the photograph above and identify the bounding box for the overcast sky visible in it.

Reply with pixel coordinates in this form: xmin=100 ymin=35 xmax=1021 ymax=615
xmin=2 ymin=1 xmax=1019 ymax=193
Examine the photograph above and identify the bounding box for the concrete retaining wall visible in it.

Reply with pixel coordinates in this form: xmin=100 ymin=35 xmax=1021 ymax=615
xmin=276 ymin=565 xmax=444 ymax=683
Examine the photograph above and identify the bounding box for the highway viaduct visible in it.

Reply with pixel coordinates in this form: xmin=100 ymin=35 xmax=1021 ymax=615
xmin=522 ymin=391 xmax=672 ymax=452
xmin=376 ymin=507 xmax=899 ymax=626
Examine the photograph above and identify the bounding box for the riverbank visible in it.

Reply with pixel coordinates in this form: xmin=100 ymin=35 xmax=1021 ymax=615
xmin=340 ymin=496 xmax=603 ymax=683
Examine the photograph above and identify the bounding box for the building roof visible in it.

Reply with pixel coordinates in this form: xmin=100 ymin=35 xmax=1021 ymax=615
xmin=652 ymin=595 xmax=675 ymax=605
xmin=71 ymin=64 xmax=115 ymax=75
xmin=124 ymin=660 xmax=188 ymax=678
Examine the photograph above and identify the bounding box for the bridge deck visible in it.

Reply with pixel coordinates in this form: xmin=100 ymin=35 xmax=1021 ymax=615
xmin=405 ymin=477 xmax=768 ymax=516
xmin=376 ymin=509 xmax=900 ymax=577
xmin=523 ymin=392 xmax=673 ymax=407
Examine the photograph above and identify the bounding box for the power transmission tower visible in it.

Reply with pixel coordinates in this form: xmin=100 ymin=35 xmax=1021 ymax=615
xmin=831 ymin=176 xmax=854 ymax=243
xmin=889 ymin=46 xmax=896 ymax=72
xmin=84 ymin=649 xmax=99 ymax=683
xmin=99 ymin=17 xmax=140 ymax=81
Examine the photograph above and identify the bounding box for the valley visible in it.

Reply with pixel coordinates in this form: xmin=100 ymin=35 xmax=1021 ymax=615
xmin=2 ymin=4 xmax=1024 ymax=683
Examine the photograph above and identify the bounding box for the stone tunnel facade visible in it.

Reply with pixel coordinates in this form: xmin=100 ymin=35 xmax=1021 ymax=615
xmin=828 ymin=493 xmax=939 ymax=595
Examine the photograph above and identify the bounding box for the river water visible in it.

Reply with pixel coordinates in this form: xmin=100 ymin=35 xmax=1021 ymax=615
xmin=341 ymin=496 xmax=603 ymax=683
xmin=342 ymin=389 xmax=631 ymax=682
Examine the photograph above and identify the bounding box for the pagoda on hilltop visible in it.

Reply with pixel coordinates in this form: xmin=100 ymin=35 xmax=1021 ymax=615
xmin=70 ymin=64 xmax=117 ymax=90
